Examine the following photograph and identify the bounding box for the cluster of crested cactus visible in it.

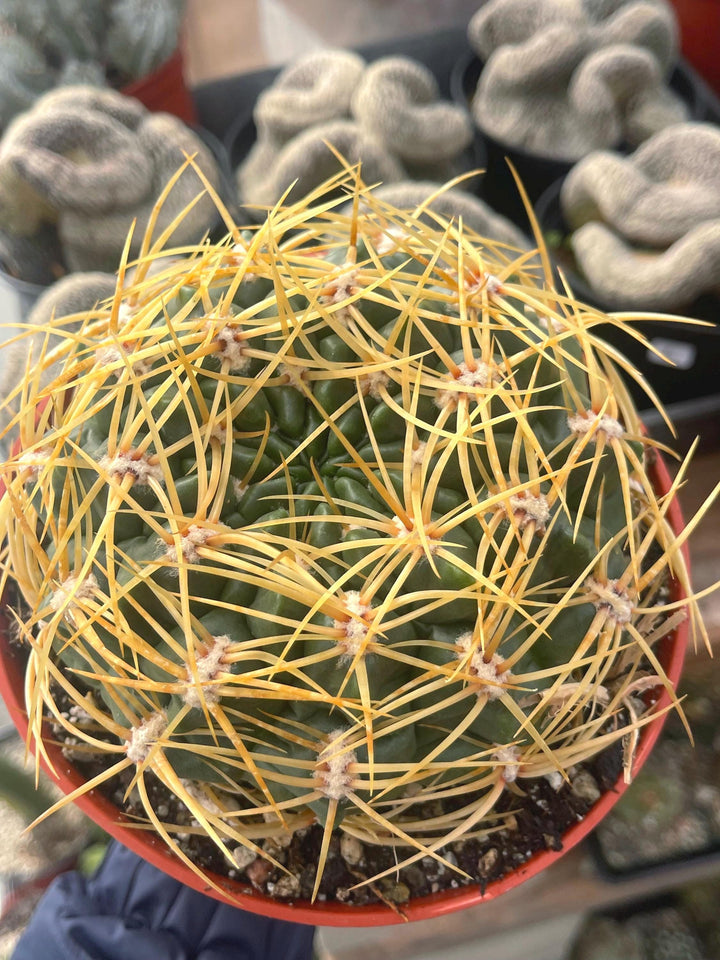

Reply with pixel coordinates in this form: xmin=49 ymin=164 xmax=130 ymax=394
xmin=0 ymin=86 xmax=221 ymax=277
xmin=467 ymin=0 xmax=688 ymax=159
xmin=0 ymin=168 xmax=708 ymax=903
xmin=238 ymin=50 xmax=473 ymax=207
xmin=560 ymin=122 xmax=720 ymax=310
xmin=0 ymin=0 xmax=186 ymax=129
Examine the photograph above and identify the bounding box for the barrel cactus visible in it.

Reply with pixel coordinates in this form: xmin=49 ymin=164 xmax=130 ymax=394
xmin=0 ymin=168 xmax=706 ymax=906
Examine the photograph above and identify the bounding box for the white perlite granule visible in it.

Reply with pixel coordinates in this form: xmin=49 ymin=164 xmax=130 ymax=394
xmin=125 ymin=711 xmax=166 ymax=764
xmin=456 ymin=633 xmax=512 ymax=700
xmin=568 ymin=411 xmax=624 ymax=440
xmin=315 ymin=730 xmax=356 ymax=800
xmin=99 ymin=450 xmax=164 ymax=486
xmin=183 ymin=635 xmax=230 ymax=708
xmin=179 ymin=778 xmax=225 ymax=815
xmin=585 ymin=577 xmax=634 ymax=624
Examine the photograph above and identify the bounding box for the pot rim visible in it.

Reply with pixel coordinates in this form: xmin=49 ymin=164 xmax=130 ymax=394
xmin=0 ymin=451 xmax=689 ymax=926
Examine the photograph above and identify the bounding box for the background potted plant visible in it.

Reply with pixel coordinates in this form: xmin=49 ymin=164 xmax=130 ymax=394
xmin=0 ymin=168 xmax=712 ymax=925
xmin=0 ymin=0 xmax=195 ymax=127
xmin=534 ymin=121 xmax=720 ymax=410
xmin=451 ymin=0 xmax=706 ymax=227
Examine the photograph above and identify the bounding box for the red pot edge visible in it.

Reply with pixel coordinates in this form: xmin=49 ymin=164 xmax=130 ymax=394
xmin=121 ymin=46 xmax=197 ymax=126
xmin=0 ymin=451 xmax=690 ymax=927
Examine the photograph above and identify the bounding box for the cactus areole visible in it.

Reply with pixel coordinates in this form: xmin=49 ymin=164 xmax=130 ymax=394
xmin=0 ymin=170 xmax=702 ymax=923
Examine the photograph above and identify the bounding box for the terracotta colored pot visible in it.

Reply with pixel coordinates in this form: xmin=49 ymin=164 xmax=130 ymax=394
xmin=0 ymin=453 xmax=689 ymax=926
xmin=122 ymin=47 xmax=197 ymax=125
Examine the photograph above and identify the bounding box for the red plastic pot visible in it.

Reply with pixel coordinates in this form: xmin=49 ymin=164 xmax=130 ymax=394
xmin=671 ymin=1 xmax=720 ymax=95
xmin=122 ymin=46 xmax=197 ymax=125
xmin=0 ymin=453 xmax=689 ymax=926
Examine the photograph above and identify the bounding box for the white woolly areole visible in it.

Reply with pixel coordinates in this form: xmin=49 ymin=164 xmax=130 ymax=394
xmin=334 ymin=591 xmax=373 ymax=657
xmin=165 ymin=525 xmax=219 ymax=565
xmin=585 ymin=577 xmax=634 ymax=624
xmin=280 ymin=363 xmax=308 ymax=390
xmin=315 ymin=730 xmax=356 ymax=800
xmin=230 ymin=240 xmax=257 ymax=281
xmin=125 ymin=711 xmax=166 ymax=764
xmin=212 ymin=325 xmax=250 ymax=373
xmin=493 ymin=746 xmax=521 ymax=783
xmin=568 ymin=411 xmax=624 ymax=440
xmin=117 ymin=302 xmax=134 ymax=325
xmin=410 ymin=442 xmax=427 ymax=468
xmin=320 ymin=267 xmax=358 ymax=306
xmin=506 ymin=492 xmax=551 ymax=532
xmin=95 ymin=344 xmax=151 ymax=378
xmin=232 ymin=477 xmax=248 ymax=500
xmin=17 ymin=446 xmax=51 ymax=480
xmin=358 ymin=370 xmax=389 ymax=399
xmin=100 ymin=451 xmax=164 ymax=486
xmin=375 ymin=225 xmax=406 ymax=255
xmin=436 ymin=361 xmax=496 ymax=409
xmin=50 ymin=574 xmax=98 ymax=615
xmin=456 ymin=633 xmax=512 ymax=700
xmin=466 ymin=272 xmax=502 ymax=296
xmin=183 ymin=634 xmax=231 ymax=708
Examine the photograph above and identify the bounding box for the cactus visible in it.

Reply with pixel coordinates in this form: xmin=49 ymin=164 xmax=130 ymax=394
xmin=350 ymin=56 xmax=473 ymax=167
xmin=469 ymin=0 xmax=679 ymax=74
xmin=468 ymin=0 xmax=686 ymax=160
xmin=254 ymin=49 xmax=367 ymax=149
xmin=0 ymin=33 xmax=56 ymax=130
xmin=238 ymin=51 xmax=472 ymax=208
xmin=360 ymin=180 xmax=531 ymax=249
xmin=238 ymin=118 xmax=404 ymax=209
xmin=0 ymin=86 xmax=222 ymax=272
xmin=0 ymin=167 xmax=710 ymax=904
xmin=0 ymin=0 xmax=186 ymax=129
xmin=473 ymin=36 xmax=687 ymax=160
xmin=105 ymin=0 xmax=186 ymax=81
xmin=561 ymin=123 xmax=720 ymax=309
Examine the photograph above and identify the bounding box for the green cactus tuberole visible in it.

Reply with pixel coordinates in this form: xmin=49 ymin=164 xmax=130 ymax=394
xmin=3 ymin=178 xmax=685 ymax=888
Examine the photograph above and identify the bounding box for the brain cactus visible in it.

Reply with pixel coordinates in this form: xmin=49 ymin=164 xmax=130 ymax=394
xmin=0 ymin=168 xmax=704 ymax=906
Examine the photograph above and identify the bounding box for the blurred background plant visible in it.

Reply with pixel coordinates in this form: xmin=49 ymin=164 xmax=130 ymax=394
xmin=0 ymin=0 xmax=187 ymax=131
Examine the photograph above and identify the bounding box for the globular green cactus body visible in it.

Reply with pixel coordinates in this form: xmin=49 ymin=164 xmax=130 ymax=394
xmin=1 ymin=172 xmax=694 ymax=894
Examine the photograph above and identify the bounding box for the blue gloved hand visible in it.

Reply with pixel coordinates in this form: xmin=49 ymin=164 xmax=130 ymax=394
xmin=12 ymin=841 xmax=316 ymax=960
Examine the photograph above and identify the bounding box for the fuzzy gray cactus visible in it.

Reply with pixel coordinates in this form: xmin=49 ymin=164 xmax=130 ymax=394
xmin=474 ymin=36 xmax=687 ymax=159
xmin=351 ymin=56 xmax=473 ymax=165
xmin=0 ymin=0 xmax=186 ymax=130
xmin=253 ymin=49 xmax=366 ymax=148
xmin=106 ymin=0 xmax=186 ymax=81
xmin=366 ymin=180 xmax=530 ymax=249
xmin=0 ymin=86 xmax=221 ymax=273
xmin=238 ymin=119 xmax=404 ymax=209
xmin=469 ymin=0 xmax=679 ymax=73
xmin=468 ymin=0 xmax=686 ymax=159
xmin=561 ymin=122 xmax=720 ymax=308
xmin=239 ymin=51 xmax=474 ymax=209
xmin=0 ymin=33 xmax=56 ymax=130
xmin=0 ymin=270 xmax=116 ymax=452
